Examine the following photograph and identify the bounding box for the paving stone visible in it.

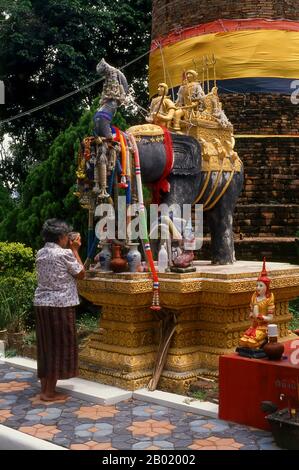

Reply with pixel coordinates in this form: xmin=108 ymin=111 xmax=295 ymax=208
xmin=53 ymin=438 xmax=70 ymax=448
xmin=153 ymin=440 xmax=174 ymax=449
xmin=0 ymin=363 xmax=283 ymax=451
xmin=172 ymin=432 xmax=193 ymax=440
xmin=61 ymin=412 xmax=76 ymax=419
xmin=74 ymin=423 xmax=91 ymax=431
xmin=58 ymin=418 xmax=77 ymax=426
xmin=192 ymin=429 xmax=212 ymax=437
xmin=75 ymin=431 xmax=91 ymax=438
xmin=112 ymin=434 xmax=131 ymax=442
xmin=131 ymin=441 xmax=152 ymax=450
xmin=41 ymin=420 xmax=58 ymax=426
xmin=241 ymin=445 xmax=262 ymax=450
xmin=133 ymin=435 xmax=151 ymax=441
xmin=57 ymin=424 xmax=74 ymax=431
xmin=174 ymin=440 xmax=194 ymax=449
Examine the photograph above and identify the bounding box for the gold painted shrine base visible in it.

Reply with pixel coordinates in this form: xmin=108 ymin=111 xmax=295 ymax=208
xmin=78 ymin=262 xmax=299 ymax=392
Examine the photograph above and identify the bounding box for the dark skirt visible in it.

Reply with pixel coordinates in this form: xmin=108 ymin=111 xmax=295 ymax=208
xmin=35 ymin=306 xmax=78 ymax=380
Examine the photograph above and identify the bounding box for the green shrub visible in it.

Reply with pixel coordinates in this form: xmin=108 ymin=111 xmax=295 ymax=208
xmin=0 ymin=272 xmax=37 ymax=332
xmin=76 ymin=313 xmax=99 ymax=332
xmin=23 ymin=330 xmax=36 ymax=346
xmin=5 ymin=349 xmax=17 ymax=358
xmin=0 ymin=242 xmax=35 ymax=276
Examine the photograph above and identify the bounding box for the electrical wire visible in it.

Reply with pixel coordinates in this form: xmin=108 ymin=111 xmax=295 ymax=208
xmin=0 ymin=48 xmax=151 ymax=127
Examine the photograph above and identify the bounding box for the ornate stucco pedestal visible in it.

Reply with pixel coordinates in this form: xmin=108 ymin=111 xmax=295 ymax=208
xmin=78 ymin=261 xmax=299 ymax=393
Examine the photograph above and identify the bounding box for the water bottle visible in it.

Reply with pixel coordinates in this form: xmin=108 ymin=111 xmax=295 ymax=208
xmin=158 ymin=243 xmax=168 ymax=273
xmin=184 ymin=218 xmax=196 ymax=250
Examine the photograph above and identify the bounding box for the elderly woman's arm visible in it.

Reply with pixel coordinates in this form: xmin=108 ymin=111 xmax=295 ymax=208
xmin=69 ymin=236 xmax=85 ymax=279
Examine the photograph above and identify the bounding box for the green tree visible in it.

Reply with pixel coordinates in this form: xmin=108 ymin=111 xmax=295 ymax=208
xmin=0 ymin=0 xmax=151 ymax=187
xmin=0 ymin=105 xmax=94 ymax=249
xmin=0 ymin=179 xmax=14 ymax=222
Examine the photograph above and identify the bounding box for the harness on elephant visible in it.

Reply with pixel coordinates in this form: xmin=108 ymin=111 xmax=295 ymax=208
xmin=127 ymin=123 xmax=242 ymax=210
xmin=193 ymin=164 xmax=236 ymax=211
xmin=127 ymin=124 xmax=174 ymax=205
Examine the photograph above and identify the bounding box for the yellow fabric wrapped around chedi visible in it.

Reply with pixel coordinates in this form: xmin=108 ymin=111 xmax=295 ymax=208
xmin=239 ymin=259 xmax=275 ymax=349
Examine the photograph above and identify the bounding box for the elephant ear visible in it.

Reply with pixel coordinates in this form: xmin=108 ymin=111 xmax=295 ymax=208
xmin=171 ymin=134 xmax=201 ymax=176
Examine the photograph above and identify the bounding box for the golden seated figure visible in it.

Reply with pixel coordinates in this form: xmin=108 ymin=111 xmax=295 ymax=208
xmin=239 ymin=259 xmax=275 ymax=349
xmin=146 ymin=83 xmax=175 ymax=129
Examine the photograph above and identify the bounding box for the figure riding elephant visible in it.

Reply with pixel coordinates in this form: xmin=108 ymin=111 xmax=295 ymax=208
xmin=130 ymin=130 xmax=244 ymax=265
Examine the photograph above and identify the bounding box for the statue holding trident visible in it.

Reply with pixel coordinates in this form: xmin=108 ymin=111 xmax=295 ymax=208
xmin=173 ymin=69 xmax=205 ymax=131
xmin=93 ymin=58 xmax=129 ymax=139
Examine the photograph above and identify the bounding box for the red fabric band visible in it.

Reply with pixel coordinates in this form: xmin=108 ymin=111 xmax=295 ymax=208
xmin=151 ymin=18 xmax=299 ymax=50
xmin=151 ymin=127 xmax=174 ymax=204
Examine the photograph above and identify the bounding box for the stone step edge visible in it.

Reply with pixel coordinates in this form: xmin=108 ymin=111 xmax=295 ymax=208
xmin=0 ymin=424 xmax=65 ymax=451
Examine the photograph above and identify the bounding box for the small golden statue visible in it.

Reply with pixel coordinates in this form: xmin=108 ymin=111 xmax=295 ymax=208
xmin=200 ymin=86 xmax=232 ymax=129
xmin=239 ymin=258 xmax=275 ymax=349
xmin=146 ymin=83 xmax=176 ymax=128
xmin=173 ymin=70 xmax=205 ymax=131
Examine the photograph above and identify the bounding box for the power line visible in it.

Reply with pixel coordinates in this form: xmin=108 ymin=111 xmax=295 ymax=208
xmin=0 ymin=48 xmax=151 ymax=127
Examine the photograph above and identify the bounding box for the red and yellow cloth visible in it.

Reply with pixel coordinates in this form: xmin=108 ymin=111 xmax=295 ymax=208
xmin=150 ymin=19 xmax=299 ymax=95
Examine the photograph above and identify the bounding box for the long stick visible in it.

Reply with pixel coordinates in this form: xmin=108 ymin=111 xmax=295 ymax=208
xmin=148 ymin=311 xmax=177 ymax=391
xmin=202 ymin=57 xmax=205 ymax=94
xmin=205 ymin=56 xmax=210 ymax=93
xmin=212 ymin=54 xmax=217 ymax=88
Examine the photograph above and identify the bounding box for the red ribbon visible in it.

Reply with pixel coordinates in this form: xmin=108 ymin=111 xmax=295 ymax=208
xmin=151 ymin=127 xmax=174 ymax=204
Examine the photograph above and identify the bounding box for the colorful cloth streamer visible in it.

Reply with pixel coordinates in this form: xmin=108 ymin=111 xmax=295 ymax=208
xmin=112 ymin=126 xmax=128 ymax=186
xmin=151 ymin=126 xmax=174 ymax=204
xmin=149 ymin=21 xmax=299 ymax=96
xmin=127 ymin=132 xmax=161 ymax=311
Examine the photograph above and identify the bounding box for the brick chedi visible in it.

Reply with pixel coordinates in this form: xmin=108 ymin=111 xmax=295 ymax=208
xmin=150 ymin=0 xmax=299 ymax=261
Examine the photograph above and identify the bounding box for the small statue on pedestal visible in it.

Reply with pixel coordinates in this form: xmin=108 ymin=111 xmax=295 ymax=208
xmin=237 ymin=258 xmax=275 ymax=356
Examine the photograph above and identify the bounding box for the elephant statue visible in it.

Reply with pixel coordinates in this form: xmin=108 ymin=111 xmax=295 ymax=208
xmin=76 ymin=128 xmax=243 ymax=264
xmin=76 ymin=59 xmax=244 ymax=265
xmin=128 ymin=128 xmax=244 ymax=265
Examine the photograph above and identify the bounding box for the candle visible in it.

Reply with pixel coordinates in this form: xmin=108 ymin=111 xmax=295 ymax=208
xmin=268 ymin=324 xmax=278 ymax=337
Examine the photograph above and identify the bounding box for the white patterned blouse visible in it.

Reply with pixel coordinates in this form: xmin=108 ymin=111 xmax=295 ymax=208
xmin=34 ymin=242 xmax=82 ymax=307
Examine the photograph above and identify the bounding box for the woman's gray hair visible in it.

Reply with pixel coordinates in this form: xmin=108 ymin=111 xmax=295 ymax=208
xmin=41 ymin=218 xmax=73 ymax=243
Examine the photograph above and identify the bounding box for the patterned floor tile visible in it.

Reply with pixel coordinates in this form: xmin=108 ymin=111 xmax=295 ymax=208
xmin=3 ymin=372 xmax=34 ymax=380
xmin=127 ymin=419 xmax=176 ymax=438
xmin=74 ymin=404 xmax=118 ymax=420
xmin=0 ymin=395 xmax=18 ymax=409
xmin=0 ymin=409 xmax=13 ymax=422
xmin=19 ymin=423 xmax=60 ymax=440
xmin=0 ymin=381 xmax=30 ymax=393
xmin=0 ymin=363 xmax=281 ymax=450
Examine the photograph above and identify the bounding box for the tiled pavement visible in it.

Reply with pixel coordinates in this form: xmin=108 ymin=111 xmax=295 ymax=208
xmin=0 ymin=363 xmax=281 ymax=450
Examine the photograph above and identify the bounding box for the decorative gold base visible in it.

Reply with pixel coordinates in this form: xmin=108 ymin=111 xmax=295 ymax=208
xmin=78 ymin=261 xmax=299 ymax=392
xmin=79 ymin=359 xmax=153 ymax=391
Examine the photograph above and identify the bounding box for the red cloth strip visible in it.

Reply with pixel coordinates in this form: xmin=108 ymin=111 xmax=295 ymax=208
xmin=152 ymin=127 xmax=174 ymax=205
xmin=151 ymin=18 xmax=299 ymax=50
